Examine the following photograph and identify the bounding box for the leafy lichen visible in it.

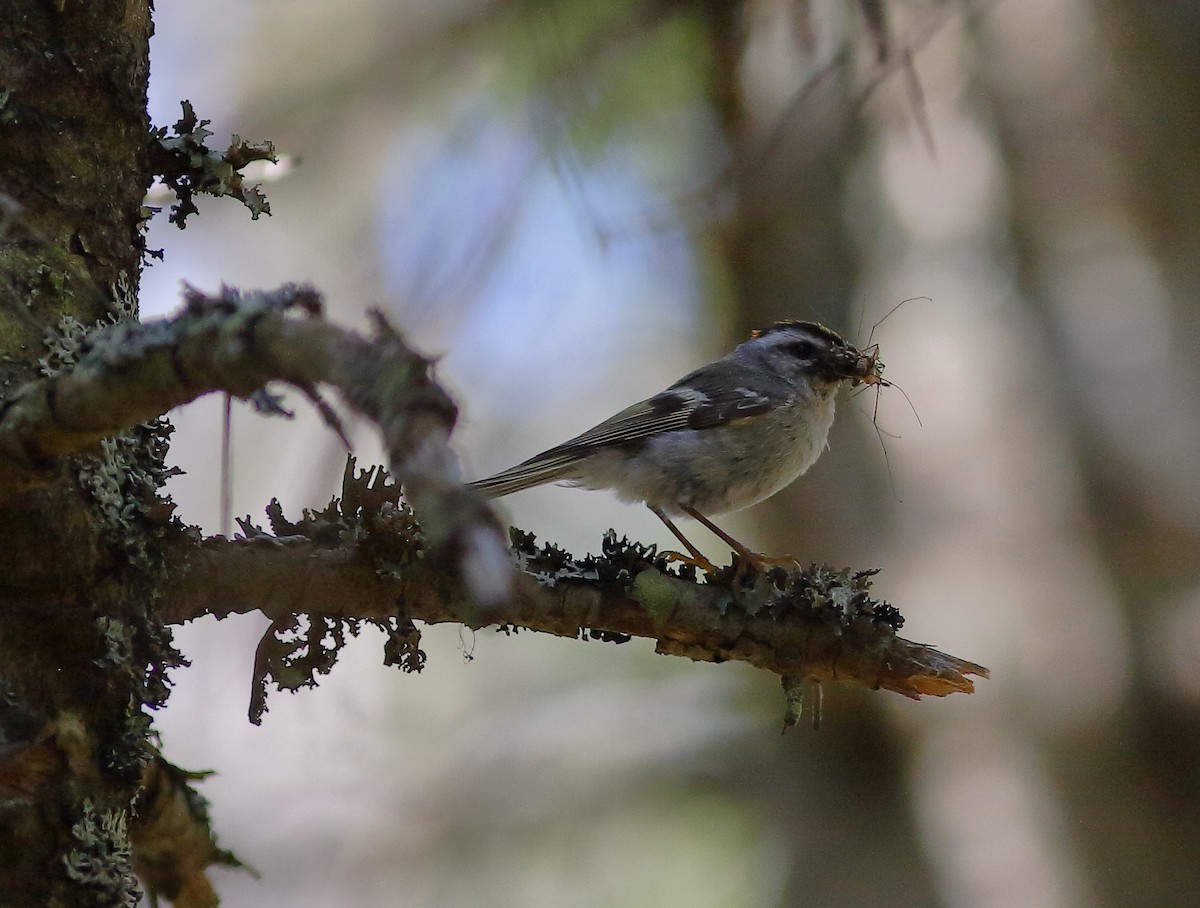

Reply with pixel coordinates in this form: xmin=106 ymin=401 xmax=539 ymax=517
xmin=64 ymin=800 xmax=140 ymax=907
xmin=149 ymin=100 xmax=277 ymax=228
xmin=246 ymin=459 xmax=432 ymax=724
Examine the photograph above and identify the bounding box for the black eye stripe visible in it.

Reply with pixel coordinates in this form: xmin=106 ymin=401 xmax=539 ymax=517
xmin=783 ymin=339 xmax=819 ymax=359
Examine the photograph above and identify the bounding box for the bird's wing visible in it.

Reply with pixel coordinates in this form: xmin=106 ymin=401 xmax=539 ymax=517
xmin=470 ymin=378 xmax=773 ymax=498
xmin=548 ymin=389 xmax=702 ymax=452
xmin=552 ymin=381 xmax=774 ymax=452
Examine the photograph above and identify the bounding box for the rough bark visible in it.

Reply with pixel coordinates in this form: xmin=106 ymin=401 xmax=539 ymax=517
xmin=157 ymin=508 xmax=986 ymax=719
xmin=1 ymin=2 xmax=161 ymax=905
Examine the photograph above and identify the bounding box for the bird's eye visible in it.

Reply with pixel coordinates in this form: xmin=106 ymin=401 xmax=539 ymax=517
xmin=783 ymin=339 xmax=819 ymax=359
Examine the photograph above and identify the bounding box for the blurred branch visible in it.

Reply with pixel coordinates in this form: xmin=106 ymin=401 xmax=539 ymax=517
xmin=0 ymin=284 xmax=510 ymax=604
xmin=743 ymin=0 xmax=961 ymax=187
xmin=158 ymin=468 xmax=988 ymax=725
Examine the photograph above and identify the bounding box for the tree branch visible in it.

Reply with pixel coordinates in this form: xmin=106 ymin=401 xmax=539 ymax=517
xmin=157 ymin=477 xmax=988 ymax=726
xmin=0 ymin=284 xmax=511 ymax=603
xmin=0 ymin=281 xmax=987 ymax=723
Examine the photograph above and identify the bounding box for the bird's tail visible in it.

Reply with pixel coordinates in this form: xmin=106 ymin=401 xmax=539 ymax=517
xmin=468 ymin=453 xmax=579 ymax=499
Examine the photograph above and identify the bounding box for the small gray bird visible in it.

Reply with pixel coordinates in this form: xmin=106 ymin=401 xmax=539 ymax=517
xmin=470 ymin=321 xmax=884 ymax=571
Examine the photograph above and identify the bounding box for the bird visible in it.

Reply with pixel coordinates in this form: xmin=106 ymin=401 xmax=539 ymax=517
xmin=470 ymin=320 xmax=885 ymax=572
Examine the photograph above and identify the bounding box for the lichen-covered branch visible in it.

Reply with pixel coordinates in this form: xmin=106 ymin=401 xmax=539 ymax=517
xmin=0 ymin=284 xmax=510 ymax=603
xmin=158 ymin=464 xmax=988 ymax=725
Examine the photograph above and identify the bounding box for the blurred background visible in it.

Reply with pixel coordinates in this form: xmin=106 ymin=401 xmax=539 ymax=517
xmin=140 ymin=1 xmax=1200 ymax=905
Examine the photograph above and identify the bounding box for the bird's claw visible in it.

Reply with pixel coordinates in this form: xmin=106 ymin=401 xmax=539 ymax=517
xmin=738 ymin=551 xmax=801 ymax=571
xmin=660 ymin=549 xmax=718 ymax=574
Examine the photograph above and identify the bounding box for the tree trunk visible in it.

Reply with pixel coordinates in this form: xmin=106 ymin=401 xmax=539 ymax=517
xmin=0 ymin=2 xmax=161 ymax=904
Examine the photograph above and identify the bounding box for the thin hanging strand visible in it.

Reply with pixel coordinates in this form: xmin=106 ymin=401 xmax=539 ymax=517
xmin=221 ymin=393 xmax=233 ymax=537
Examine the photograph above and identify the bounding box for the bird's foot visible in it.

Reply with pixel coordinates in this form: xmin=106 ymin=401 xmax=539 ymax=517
xmin=730 ymin=549 xmax=801 ymax=580
xmin=740 ymin=551 xmax=801 ymax=570
xmin=660 ymin=549 xmax=718 ymax=575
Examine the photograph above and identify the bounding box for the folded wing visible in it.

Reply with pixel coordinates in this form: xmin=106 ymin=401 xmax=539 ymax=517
xmin=470 ymin=381 xmax=772 ymax=498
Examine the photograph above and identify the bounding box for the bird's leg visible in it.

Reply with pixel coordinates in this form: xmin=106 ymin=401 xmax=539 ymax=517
xmin=680 ymin=506 xmax=755 ymax=562
xmin=648 ymin=506 xmax=717 ymax=574
xmin=680 ymin=506 xmax=800 ymax=572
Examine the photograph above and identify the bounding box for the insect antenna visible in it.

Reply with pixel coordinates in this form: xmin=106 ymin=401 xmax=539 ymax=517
xmin=865 ymin=295 xmax=931 ymax=348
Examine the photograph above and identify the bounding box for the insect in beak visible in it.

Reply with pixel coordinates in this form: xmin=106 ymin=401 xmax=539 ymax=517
xmin=849 ymin=344 xmax=889 ymax=388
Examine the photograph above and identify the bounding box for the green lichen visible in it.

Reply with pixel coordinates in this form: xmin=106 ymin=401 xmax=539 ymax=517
xmin=64 ymin=800 xmax=140 ymax=907
xmin=38 ymin=272 xmax=138 ymax=376
xmin=76 ymin=426 xmax=178 ymax=568
xmin=39 ymin=313 xmax=91 ymax=376
xmin=101 ymin=704 xmax=153 ymax=785
xmin=36 ymin=291 xmax=188 ymax=786
xmin=631 ymin=568 xmax=682 ymax=621
xmin=29 ymin=261 xmax=74 ymax=305
xmin=93 ymin=617 xmax=135 ymax=668
xmin=109 ymin=271 xmax=138 ymax=321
